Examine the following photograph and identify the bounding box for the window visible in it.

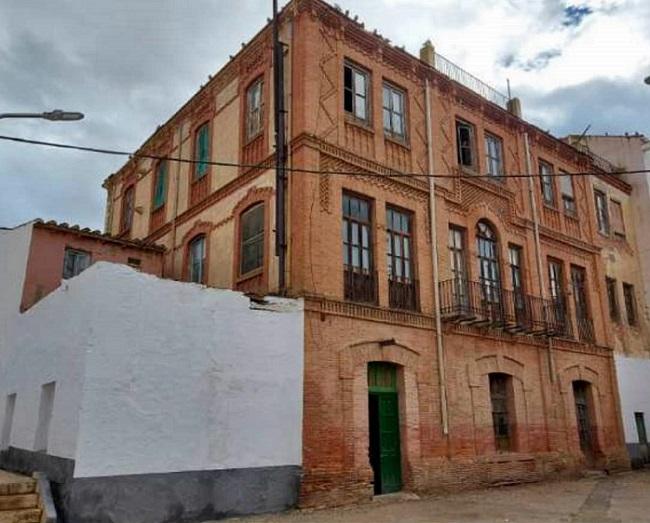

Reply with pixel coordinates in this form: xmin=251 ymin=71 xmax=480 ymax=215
xmin=548 ymin=259 xmax=569 ymax=336
xmin=386 ymin=207 xmax=417 ymax=310
xmin=539 ymin=160 xmax=555 ymax=206
xmin=382 ymin=83 xmax=405 ymax=138
xmin=127 ymin=258 xmax=141 ymax=270
xmin=610 ymin=200 xmax=625 ymax=238
xmin=449 ymin=226 xmax=468 ymax=308
xmin=489 ymin=373 xmax=513 ymax=452
xmin=606 ymin=277 xmax=620 ymax=322
xmin=194 ymin=123 xmax=210 ymax=180
xmin=1 ymin=394 xmax=16 ymax=450
xmin=121 ymin=185 xmax=135 ymax=232
xmin=344 ymin=63 xmax=369 ymax=122
xmin=509 ymin=245 xmax=526 ymax=319
xmin=342 ymin=193 xmax=376 ymax=303
xmin=571 ymin=265 xmax=593 ymax=342
xmin=635 ymin=412 xmax=648 ymax=445
xmin=152 ymin=160 xmax=168 ymax=210
xmin=246 ymin=79 xmax=264 ymax=140
xmin=188 ymin=235 xmax=206 ymax=284
xmin=62 ymin=248 xmax=91 ymax=280
xmin=240 ymin=203 xmax=265 ymax=276
xmin=456 ymin=120 xmax=475 ymax=169
xmin=485 ymin=133 xmax=504 ymax=178
xmin=34 ymin=382 xmax=55 ymax=453
xmin=623 ymin=283 xmax=637 ymax=326
xmin=477 ymin=221 xmax=500 ymax=302
xmin=594 ymin=190 xmax=609 ymax=235
xmin=560 ymin=171 xmax=576 ymax=216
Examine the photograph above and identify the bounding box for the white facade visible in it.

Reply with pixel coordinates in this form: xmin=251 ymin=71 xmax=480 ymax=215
xmin=0 ymin=262 xmax=304 ymax=478
xmin=615 ymin=355 xmax=650 ymax=459
xmin=0 ymin=221 xmax=34 ymax=358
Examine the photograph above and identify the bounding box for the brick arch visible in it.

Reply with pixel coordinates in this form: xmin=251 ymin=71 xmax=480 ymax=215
xmin=337 ymin=339 xmax=422 ymax=492
xmin=231 ymin=186 xmax=274 ymax=294
xmin=181 ymin=220 xmax=214 ymax=284
xmin=558 ymin=364 xmax=605 ymax=459
xmin=467 ymin=353 xmax=532 ymax=454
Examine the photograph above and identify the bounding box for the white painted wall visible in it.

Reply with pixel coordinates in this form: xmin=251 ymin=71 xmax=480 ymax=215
xmin=615 ymin=355 xmax=650 ymax=443
xmin=0 ymin=221 xmax=33 ymax=359
xmin=0 ymin=263 xmax=304 ymax=478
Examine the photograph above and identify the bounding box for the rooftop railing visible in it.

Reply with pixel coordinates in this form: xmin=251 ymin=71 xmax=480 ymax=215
xmin=434 ymin=53 xmax=509 ymax=109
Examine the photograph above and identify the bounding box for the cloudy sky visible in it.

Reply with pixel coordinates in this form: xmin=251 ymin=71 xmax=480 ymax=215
xmin=1 ymin=0 xmax=648 ymax=230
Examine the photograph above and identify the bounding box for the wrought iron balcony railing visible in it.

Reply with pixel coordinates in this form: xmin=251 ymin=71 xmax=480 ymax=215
xmin=344 ymin=268 xmax=378 ymax=305
xmin=389 ymin=277 xmax=419 ymax=312
xmin=439 ymin=279 xmax=575 ymax=339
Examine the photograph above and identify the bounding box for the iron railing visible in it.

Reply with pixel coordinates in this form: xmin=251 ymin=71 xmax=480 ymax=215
xmin=570 ymin=142 xmax=618 ymax=173
xmin=434 ymin=53 xmax=509 ymax=109
xmin=576 ymin=316 xmax=595 ymax=343
xmin=439 ymin=279 xmax=575 ymax=339
xmin=389 ymin=278 xmax=419 ymax=312
xmin=344 ymin=268 xmax=378 ymax=305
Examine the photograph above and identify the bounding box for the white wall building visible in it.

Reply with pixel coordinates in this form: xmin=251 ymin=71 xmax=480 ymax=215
xmin=0 ymin=263 xmax=304 ymax=523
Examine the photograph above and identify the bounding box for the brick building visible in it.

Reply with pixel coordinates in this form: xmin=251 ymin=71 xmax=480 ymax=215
xmin=102 ymin=0 xmax=629 ymax=507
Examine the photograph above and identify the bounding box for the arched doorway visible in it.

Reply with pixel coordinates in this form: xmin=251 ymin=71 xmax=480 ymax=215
xmin=573 ymin=380 xmax=596 ymax=464
xmin=368 ymin=362 xmax=402 ymax=495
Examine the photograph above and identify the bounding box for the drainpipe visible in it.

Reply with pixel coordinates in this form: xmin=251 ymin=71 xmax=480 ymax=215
xmin=426 ymin=78 xmax=449 ymax=435
xmin=170 ymin=124 xmax=183 ymax=279
xmin=524 ymin=132 xmax=555 ymax=381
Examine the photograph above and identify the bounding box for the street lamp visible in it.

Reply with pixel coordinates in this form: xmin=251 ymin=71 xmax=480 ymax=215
xmin=0 ymin=110 xmax=84 ymax=121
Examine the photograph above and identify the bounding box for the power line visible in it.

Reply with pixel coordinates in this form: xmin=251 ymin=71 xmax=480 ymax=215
xmin=0 ymin=133 xmax=647 ymax=180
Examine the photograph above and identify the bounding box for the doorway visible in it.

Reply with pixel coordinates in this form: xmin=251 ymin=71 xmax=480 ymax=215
xmin=573 ymin=381 xmax=594 ymax=463
xmin=368 ymin=362 xmax=402 ymax=495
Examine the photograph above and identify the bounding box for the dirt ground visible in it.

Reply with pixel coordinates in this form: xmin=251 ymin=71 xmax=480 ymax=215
xmin=224 ymin=469 xmax=650 ymax=523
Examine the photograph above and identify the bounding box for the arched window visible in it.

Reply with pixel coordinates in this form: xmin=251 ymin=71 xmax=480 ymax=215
xmin=476 ymin=221 xmax=500 ymax=301
xmin=240 ymin=203 xmax=265 ymax=276
xmin=188 ymin=235 xmax=206 ymax=284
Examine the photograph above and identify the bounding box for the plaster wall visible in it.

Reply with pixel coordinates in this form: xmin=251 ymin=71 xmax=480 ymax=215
xmin=0 ymin=221 xmax=33 ymax=358
xmin=0 ymin=262 xmax=304 ymax=479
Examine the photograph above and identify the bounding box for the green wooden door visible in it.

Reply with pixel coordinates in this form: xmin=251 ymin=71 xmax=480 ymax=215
xmin=377 ymin=392 xmax=401 ymax=493
xmin=368 ymin=363 xmax=402 ymax=494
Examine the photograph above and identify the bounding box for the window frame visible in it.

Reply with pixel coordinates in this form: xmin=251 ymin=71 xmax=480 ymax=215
xmin=382 ymin=82 xmax=406 ymax=140
xmin=559 ymin=170 xmax=576 ymax=216
xmin=342 ymin=191 xmax=374 ymax=274
xmin=120 ymin=184 xmax=135 ymax=234
xmin=594 ymin=189 xmax=610 ymax=235
xmin=539 ymin=159 xmax=556 ymax=207
xmin=239 ymin=202 xmax=266 ymax=277
xmin=456 ymin=119 xmax=476 ymax=170
xmin=610 ymin=199 xmax=626 ymax=238
xmin=484 ymin=132 xmax=504 ymax=180
xmin=476 ymin=220 xmax=501 ymax=302
xmin=606 ymin=277 xmax=620 ymax=323
xmin=245 ymin=77 xmax=264 ymax=142
xmin=62 ymin=248 xmax=91 ymax=280
xmin=152 ymin=159 xmax=168 ymax=211
xmin=188 ymin=234 xmax=207 ymax=284
xmin=343 ymin=61 xmax=370 ymax=123
xmin=623 ymin=282 xmax=638 ymax=326
xmin=193 ymin=121 xmax=211 ymax=181
xmin=386 ymin=206 xmax=414 ymax=283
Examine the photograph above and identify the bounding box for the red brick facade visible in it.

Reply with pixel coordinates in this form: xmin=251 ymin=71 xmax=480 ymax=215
xmin=102 ymin=0 xmax=630 ymax=507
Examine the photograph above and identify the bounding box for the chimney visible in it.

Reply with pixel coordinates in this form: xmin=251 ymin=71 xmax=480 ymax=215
xmin=507 ymin=97 xmax=522 ymax=118
xmin=420 ymin=40 xmax=435 ymax=67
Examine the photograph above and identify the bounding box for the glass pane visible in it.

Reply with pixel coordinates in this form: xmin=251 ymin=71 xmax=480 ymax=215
xmin=344 ymin=66 xmax=352 ymax=90
xmin=361 ymin=225 xmax=369 ymax=249
xmin=403 ymin=237 xmax=410 ymax=258
xmin=392 ymin=91 xmax=402 ymax=115
xmin=352 ymin=246 xmax=360 ymax=267
xmin=359 ymin=199 xmax=369 ymax=222
xmin=386 ymin=234 xmax=392 ymax=255
xmin=355 ymin=94 xmax=366 ymax=120
xmin=354 ymin=70 xmax=366 ymax=95
xmin=362 ymin=248 xmax=369 ymax=270
xmin=342 ymin=221 xmax=348 ymax=243
xmin=394 ymin=114 xmax=403 ymax=136
xmin=383 ymin=109 xmax=391 ymax=131
xmin=383 ymin=86 xmax=390 ymax=108
xmin=351 ymin=223 xmax=359 ymax=245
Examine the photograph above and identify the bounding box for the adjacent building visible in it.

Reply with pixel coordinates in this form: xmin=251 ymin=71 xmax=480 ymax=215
xmin=565 ymin=134 xmax=650 ymax=466
xmin=99 ymin=0 xmax=629 ymax=508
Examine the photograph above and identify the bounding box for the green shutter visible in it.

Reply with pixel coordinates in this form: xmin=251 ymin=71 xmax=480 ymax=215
xmin=196 ymin=125 xmax=209 ymax=179
xmin=153 ymin=161 xmax=167 ymax=209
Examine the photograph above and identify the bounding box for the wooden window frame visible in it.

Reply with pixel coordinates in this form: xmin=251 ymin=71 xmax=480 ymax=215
xmin=623 ymin=282 xmax=638 ymax=326
xmin=539 ymin=159 xmax=556 ymax=207
xmin=187 ymin=234 xmax=207 ymax=285
xmin=559 ymin=170 xmax=577 ymax=217
xmin=344 ymin=61 xmax=370 ymax=124
xmin=62 ymin=248 xmax=91 ymax=280
xmin=193 ymin=121 xmax=211 ymax=181
xmin=120 ymin=183 xmax=136 ymax=235
xmin=610 ymin=199 xmax=626 ymax=238
xmin=239 ymin=202 xmax=266 ymax=278
xmin=151 ymin=159 xmax=168 ymax=211
xmin=382 ymin=82 xmax=407 ymax=140
xmin=594 ymin=189 xmax=610 ymax=235
xmin=456 ymin=119 xmax=476 ymax=170
xmin=606 ymin=277 xmax=620 ymax=323
xmin=245 ymin=77 xmax=264 ymax=142
xmin=484 ymin=132 xmax=505 ymax=180
xmin=386 ymin=205 xmax=418 ymax=311
xmin=476 ymin=220 xmax=501 ymax=302
xmin=489 ymin=373 xmax=514 ymax=452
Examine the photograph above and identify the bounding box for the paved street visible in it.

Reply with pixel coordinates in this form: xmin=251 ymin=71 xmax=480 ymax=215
xmin=226 ymin=470 xmax=650 ymax=523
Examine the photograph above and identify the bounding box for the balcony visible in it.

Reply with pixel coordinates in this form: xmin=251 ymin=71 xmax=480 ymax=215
xmin=344 ymin=268 xmax=378 ymax=305
xmin=389 ymin=277 xmax=419 ymax=312
xmin=439 ymin=279 xmax=574 ymax=338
